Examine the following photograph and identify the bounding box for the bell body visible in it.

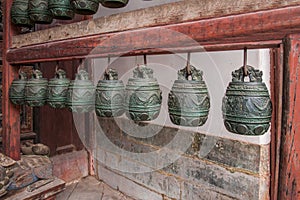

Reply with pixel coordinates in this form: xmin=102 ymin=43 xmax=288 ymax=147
xmin=11 ymin=0 xmax=34 ymax=27
xmin=66 ymin=70 xmax=95 ymax=113
xmin=71 ymin=0 xmax=100 ymax=15
xmin=125 ymin=65 xmax=162 ymax=121
xmin=100 ymin=0 xmax=129 ymax=8
xmin=168 ymin=80 xmax=210 ymax=127
xmin=222 ymin=66 xmax=272 ymax=135
xmin=28 ymin=0 xmax=53 ymax=24
xmin=96 ymin=80 xmax=125 ymax=117
xmin=47 ymin=69 xmax=70 ymax=109
xmin=49 ymin=0 xmax=75 ymax=20
xmin=25 ymin=70 xmax=48 ymax=107
xmin=9 ymin=72 xmax=28 ymax=105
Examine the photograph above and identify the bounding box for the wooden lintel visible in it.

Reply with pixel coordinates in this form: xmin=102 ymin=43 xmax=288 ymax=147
xmin=11 ymin=0 xmax=300 ymax=48
xmin=8 ymin=4 xmax=300 ymax=64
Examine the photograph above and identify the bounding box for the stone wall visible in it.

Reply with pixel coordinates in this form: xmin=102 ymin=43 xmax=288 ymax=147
xmin=94 ymin=118 xmax=269 ymax=200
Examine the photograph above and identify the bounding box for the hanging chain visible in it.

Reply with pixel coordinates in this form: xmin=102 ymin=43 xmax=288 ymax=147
xmin=144 ymin=54 xmax=147 ymax=65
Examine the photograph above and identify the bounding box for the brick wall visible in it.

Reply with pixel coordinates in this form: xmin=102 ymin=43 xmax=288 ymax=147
xmin=94 ymin=118 xmax=270 ymax=200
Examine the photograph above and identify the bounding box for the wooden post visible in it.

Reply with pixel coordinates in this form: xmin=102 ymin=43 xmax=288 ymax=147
xmin=2 ymin=0 xmax=21 ymax=160
xmin=279 ymin=34 xmax=300 ymax=199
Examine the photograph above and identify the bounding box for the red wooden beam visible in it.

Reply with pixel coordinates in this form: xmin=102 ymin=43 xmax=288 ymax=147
xmin=7 ymin=5 xmax=300 ymax=64
xmin=2 ymin=0 xmax=21 ymax=160
xmin=279 ymin=34 xmax=300 ymax=199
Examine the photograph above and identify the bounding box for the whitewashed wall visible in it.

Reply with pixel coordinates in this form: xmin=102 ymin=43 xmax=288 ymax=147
xmin=91 ymin=1 xmax=271 ymax=145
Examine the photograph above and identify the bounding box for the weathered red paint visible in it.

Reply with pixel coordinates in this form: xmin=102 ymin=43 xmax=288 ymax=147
xmin=6 ymin=6 xmax=300 ymax=64
xmin=279 ymin=34 xmax=300 ymax=199
xmin=2 ymin=0 xmax=21 ymax=160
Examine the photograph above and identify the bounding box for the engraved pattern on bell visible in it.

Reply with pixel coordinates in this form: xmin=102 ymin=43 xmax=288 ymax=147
xmin=96 ymin=69 xmax=125 ymax=118
xmin=9 ymin=71 xmax=28 ymax=105
xmin=28 ymin=0 xmax=53 ymax=24
xmin=168 ymin=65 xmax=210 ymax=127
xmin=49 ymin=0 xmax=75 ymax=20
xmin=100 ymin=0 xmax=129 ymax=8
xmin=47 ymin=69 xmax=70 ymax=109
xmin=71 ymin=0 xmax=100 ymax=15
xmin=66 ymin=69 xmax=95 ymax=113
xmin=25 ymin=70 xmax=48 ymax=107
xmin=11 ymin=0 xmax=35 ymax=27
xmin=222 ymin=65 xmax=272 ymax=135
xmin=125 ymin=65 xmax=162 ymax=121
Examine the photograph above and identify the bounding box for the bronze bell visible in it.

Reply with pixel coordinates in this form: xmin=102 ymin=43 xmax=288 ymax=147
xmin=28 ymin=0 xmax=53 ymax=24
xmin=25 ymin=69 xmax=48 ymax=107
xmin=125 ymin=65 xmax=162 ymax=121
xmin=100 ymin=0 xmax=129 ymax=8
xmin=9 ymin=71 xmax=28 ymax=105
xmin=47 ymin=69 xmax=70 ymax=109
xmin=71 ymin=0 xmax=100 ymax=15
xmin=96 ymin=69 xmax=125 ymax=118
xmin=66 ymin=69 xmax=95 ymax=113
xmin=168 ymin=65 xmax=210 ymax=127
xmin=49 ymin=0 xmax=75 ymax=20
xmin=11 ymin=0 xmax=35 ymax=28
xmin=222 ymin=64 xmax=272 ymax=136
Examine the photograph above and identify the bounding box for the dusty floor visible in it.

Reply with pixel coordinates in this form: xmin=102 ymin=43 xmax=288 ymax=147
xmin=57 ymin=176 xmax=134 ymax=200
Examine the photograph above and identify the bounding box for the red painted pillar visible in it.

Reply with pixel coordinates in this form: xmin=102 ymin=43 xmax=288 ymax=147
xmin=2 ymin=0 xmax=21 ymax=160
xmin=279 ymin=34 xmax=300 ymax=199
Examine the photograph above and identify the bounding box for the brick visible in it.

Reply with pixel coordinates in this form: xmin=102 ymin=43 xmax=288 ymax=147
xmin=182 ymin=182 xmax=235 ymax=200
xmin=164 ymin=156 xmax=259 ymax=199
xmin=97 ymin=164 xmax=163 ymax=200
xmin=119 ymin=170 xmax=181 ymax=199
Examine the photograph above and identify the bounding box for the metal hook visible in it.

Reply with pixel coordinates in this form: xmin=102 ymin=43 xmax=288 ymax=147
xmin=186 ymin=52 xmax=192 ymax=79
xmin=77 ymin=59 xmax=84 ymax=73
xmin=243 ymin=47 xmax=248 ymax=76
xmin=104 ymin=56 xmax=111 ymax=80
xmin=144 ymin=54 xmax=147 ymax=65
xmin=55 ymin=61 xmax=59 ymax=73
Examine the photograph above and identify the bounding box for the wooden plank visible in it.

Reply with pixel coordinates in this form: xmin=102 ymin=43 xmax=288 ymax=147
xmin=2 ymin=0 xmax=21 ymax=160
xmin=5 ymin=178 xmax=65 ymax=200
xmin=279 ymin=34 xmax=300 ymax=199
xmin=11 ymin=0 xmax=300 ymax=48
xmin=7 ymin=5 xmax=300 ymax=64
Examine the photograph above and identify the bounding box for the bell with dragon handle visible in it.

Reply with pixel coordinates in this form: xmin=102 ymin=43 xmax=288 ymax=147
xmin=168 ymin=54 xmax=210 ymax=127
xmin=49 ymin=0 xmax=75 ymax=20
xmin=9 ymin=70 xmax=28 ymax=105
xmin=11 ymin=0 xmax=35 ymax=28
xmin=66 ymin=68 xmax=95 ymax=113
xmin=125 ymin=64 xmax=162 ymax=121
xmin=47 ymin=68 xmax=70 ymax=109
xmin=25 ymin=69 xmax=48 ymax=107
xmin=96 ymin=69 xmax=125 ymax=117
xmin=71 ymin=0 xmax=100 ymax=15
xmin=222 ymin=49 xmax=272 ymax=135
xmin=100 ymin=0 xmax=129 ymax=8
xmin=28 ymin=0 xmax=53 ymax=24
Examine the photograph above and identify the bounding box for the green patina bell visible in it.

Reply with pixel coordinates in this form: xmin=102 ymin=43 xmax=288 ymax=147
xmin=25 ymin=69 xmax=48 ymax=107
xmin=71 ymin=0 xmax=100 ymax=15
xmin=28 ymin=0 xmax=53 ymax=24
xmin=168 ymin=65 xmax=210 ymax=127
xmin=11 ymin=0 xmax=35 ymax=27
xmin=222 ymin=65 xmax=272 ymax=135
xmin=47 ymin=69 xmax=70 ymax=109
xmin=125 ymin=65 xmax=162 ymax=121
xmin=96 ymin=69 xmax=125 ymax=118
xmin=100 ymin=0 xmax=129 ymax=8
xmin=66 ymin=69 xmax=95 ymax=113
xmin=9 ymin=71 xmax=28 ymax=105
xmin=49 ymin=0 xmax=75 ymax=20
